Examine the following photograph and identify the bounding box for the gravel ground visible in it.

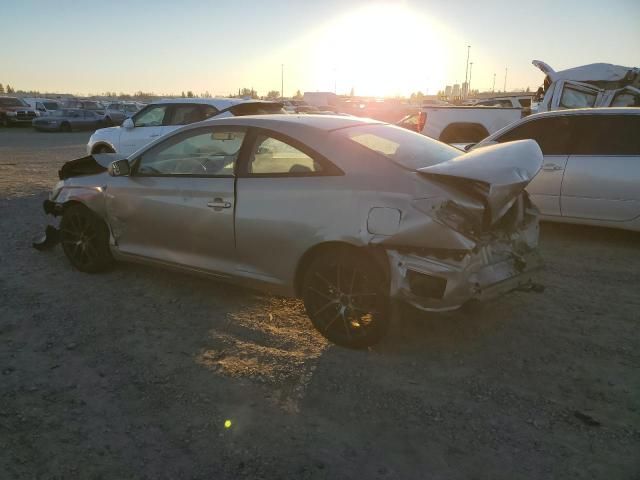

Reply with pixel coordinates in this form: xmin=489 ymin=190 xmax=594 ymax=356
xmin=1 ymin=128 xmax=639 ymax=479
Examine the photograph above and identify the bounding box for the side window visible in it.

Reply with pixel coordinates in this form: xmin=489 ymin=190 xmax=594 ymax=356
xmin=202 ymin=105 xmax=218 ymax=120
xmin=83 ymin=110 xmax=96 ymax=118
xmin=611 ymin=90 xmax=640 ymax=107
xmin=248 ymin=135 xmax=323 ymax=175
xmin=134 ymin=105 xmax=168 ymax=127
xmin=137 ymin=129 xmax=245 ymax=176
xmin=559 ymin=85 xmax=597 ymax=109
xmin=167 ymin=105 xmax=209 ymax=126
xmin=496 ymin=117 xmax=571 ymax=155
xmin=567 ymin=115 xmax=640 ymax=156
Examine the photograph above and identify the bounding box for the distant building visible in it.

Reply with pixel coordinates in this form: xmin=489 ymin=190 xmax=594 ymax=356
xmin=452 ymin=84 xmax=461 ymax=98
xmin=444 ymin=85 xmax=452 ymax=98
xmin=461 ymin=82 xmax=469 ymax=98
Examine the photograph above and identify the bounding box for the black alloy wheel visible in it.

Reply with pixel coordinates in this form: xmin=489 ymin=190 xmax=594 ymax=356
xmin=60 ymin=204 xmax=113 ymax=273
xmin=302 ymin=249 xmax=389 ymax=348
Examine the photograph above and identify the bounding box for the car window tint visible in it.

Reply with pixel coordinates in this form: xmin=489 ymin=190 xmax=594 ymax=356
xmin=566 ymin=115 xmax=640 ymax=155
xmin=249 ymin=135 xmax=322 ymax=174
xmin=202 ymin=105 xmax=218 ymax=120
xmin=497 ymin=117 xmax=571 ymax=155
xmin=138 ymin=129 xmax=245 ymax=176
xmin=134 ymin=105 xmax=168 ymax=127
xmin=168 ymin=105 xmax=206 ymax=125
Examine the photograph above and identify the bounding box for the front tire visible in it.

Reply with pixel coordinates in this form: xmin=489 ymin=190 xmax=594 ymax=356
xmin=302 ymin=248 xmax=390 ymax=348
xmin=60 ymin=204 xmax=113 ymax=273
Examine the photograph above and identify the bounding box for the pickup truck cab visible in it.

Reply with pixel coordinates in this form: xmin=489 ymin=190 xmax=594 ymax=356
xmin=532 ymin=60 xmax=639 ymax=112
xmin=0 ymin=97 xmax=38 ymax=127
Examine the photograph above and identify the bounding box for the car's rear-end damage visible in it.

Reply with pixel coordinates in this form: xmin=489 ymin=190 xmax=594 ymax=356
xmin=376 ymin=140 xmax=544 ymax=311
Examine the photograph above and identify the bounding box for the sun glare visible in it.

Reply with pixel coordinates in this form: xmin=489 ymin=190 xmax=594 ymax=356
xmin=308 ymin=4 xmax=452 ymax=97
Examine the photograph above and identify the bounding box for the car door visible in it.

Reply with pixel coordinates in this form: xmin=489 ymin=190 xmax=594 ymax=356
xmin=561 ymin=114 xmax=640 ymax=222
xmin=105 ymin=126 xmax=247 ymax=275
xmin=69 ymin=110 xmax=84 ymax=129
xmin=83 ymin=110 xmax=100 ymax=129
xmin=234 ymin=129 xmax=345 ymax=285
xmin=492 ymin=116 xmax=572 ymax=216
xmin=119 ymin=104 xmax=170 ymax=156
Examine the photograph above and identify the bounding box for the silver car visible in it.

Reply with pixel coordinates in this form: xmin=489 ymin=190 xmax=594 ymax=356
xmin=472 ymin=108 xmax=640 ymax=231
xmin=37 ymin=115 xmax=543 ymax=348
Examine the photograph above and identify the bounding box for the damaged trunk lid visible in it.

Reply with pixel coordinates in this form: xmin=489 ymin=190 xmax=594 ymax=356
xmin=417 ymin=140 xmax=543 ymax=232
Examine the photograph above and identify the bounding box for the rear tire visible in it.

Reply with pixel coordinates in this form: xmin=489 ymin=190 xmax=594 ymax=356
xmin=302 ymin=248 xmax=390 ymax=348
xmin=60 ymin=122 xmax=71 ymax=132
xmin=60 ymin=204 xmax=113 ymax=273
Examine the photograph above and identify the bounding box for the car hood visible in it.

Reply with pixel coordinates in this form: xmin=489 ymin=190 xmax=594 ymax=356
xmin=58 ymin=154 xmax=127 ymax=180
xmin=94 ymin=126 xmax=121 ymax=136
xmin=417 ymin=140 xmax=543 ymax=225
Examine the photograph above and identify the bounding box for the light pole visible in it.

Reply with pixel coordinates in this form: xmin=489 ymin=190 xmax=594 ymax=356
xmin=492 ymin=73 xmax=496 ymax=93
xmin=468 ymin=62 xmax=473 ymax=97
xmin=503 ymin=67 xmax=508 ymax=93
xmin=281 ymin=64 xmax=284 ymax=101
xmin=463 ymin=45 xmax=470 ymax=99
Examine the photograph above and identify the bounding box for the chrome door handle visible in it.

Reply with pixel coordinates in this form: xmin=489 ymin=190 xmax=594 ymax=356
xmin=207 ymin=199 xmax=232 ymax=209
xmin=542 ymin=163 xmax=563 ymax=171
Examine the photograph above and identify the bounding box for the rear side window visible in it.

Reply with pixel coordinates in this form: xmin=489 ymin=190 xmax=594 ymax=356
xmin=566 ymin=115 xmax=640 ymax=155
xmin=496 ymin=117 xmax=571 ymax=155
xmin=248 ymin=135 xmax=323 ymax=175
xmin=229 ymin=103 xmax=285 ymax=116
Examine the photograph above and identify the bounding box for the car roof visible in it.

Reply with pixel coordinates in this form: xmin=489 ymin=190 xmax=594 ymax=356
xmin=195 ymin=113 xmax=382 ymax=132
xmin=152 ymin=97 xmax=281 ymax=110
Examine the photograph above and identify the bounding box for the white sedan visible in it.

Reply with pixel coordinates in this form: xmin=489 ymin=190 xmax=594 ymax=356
xmin=473 ymin=108 xmax=640 ymax=232
xmin=87 ymin=98 xmax=284 ymax=156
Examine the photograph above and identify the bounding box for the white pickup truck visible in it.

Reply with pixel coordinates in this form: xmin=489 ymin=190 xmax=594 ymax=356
xmin=397 ymin=105 xmax=523 ymax=146
xmin=398 ymin=60 xmax=639 ymax=146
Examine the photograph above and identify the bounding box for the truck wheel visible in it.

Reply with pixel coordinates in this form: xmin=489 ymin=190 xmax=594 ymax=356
xmin=302 ymin=248 xmax=390 ymax=348
xmin=92 ymin=145 xmax=115 ymax=154
xmin=60 ymin=204 xmax=113 ymax=273
xmin=60 ymin=122 xmax=71 ymax=132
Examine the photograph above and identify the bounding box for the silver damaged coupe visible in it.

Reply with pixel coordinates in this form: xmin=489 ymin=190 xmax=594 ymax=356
xmin=36 ymin=115 xmax=543 ymax=347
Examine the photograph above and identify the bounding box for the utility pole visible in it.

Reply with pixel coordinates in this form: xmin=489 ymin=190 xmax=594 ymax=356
xmin=281 ymin=64 xmax=284 ymax=101
xmin=463 ymin=45 xmax=470 ymax=99
xmin=503 ymin=67 xmax=508 ymax=93
xmin=468 ymin=62 xmax=473 ymax=97
xmin=492 ymin=73 xmax=496 ymax=93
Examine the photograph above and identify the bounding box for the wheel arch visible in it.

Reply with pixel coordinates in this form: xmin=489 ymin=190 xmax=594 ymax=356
xmin=90 ymin=142 xmax=116 ymax=154
xmin=439 ymin=122 xmax=490 ymax=144
xmin=293 ymin=241 xmax=389 ymax=297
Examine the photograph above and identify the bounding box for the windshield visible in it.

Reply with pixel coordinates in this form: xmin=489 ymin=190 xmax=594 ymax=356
xmin=340 ymin=123 xmax=460 ymax=170
xmin=42 ymin=102 xmax=59 ymax=110
xmin=0 ymin=97 xmax=27 ymax=107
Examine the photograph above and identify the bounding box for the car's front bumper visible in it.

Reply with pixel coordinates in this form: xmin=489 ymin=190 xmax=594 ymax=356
xmin=388 ymin=245 xmax=542 ymax=312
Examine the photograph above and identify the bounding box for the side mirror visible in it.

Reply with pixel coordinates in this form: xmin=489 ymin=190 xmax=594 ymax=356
xmin=122 ymin=118 xmax=134 ymax=129
xmin=108 ymin=159 xmax=130 ymax=176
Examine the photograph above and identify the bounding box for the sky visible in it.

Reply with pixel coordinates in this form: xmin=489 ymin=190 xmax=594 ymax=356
xmin=2 ymin=0 xmax=639 ymax=97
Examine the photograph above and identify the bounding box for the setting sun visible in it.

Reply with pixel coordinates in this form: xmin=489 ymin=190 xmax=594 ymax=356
xmin=307 ymin=4 xmax=453 ymax=96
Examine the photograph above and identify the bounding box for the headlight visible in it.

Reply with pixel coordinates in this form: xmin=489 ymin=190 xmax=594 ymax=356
xmin=6 ymin=111 xmax=17 ymax=117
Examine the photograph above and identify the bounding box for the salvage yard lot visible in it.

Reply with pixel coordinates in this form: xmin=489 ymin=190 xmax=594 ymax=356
xmin=1 ymin=128 xmax=639 ymax=479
